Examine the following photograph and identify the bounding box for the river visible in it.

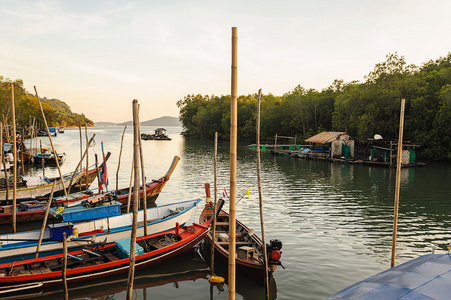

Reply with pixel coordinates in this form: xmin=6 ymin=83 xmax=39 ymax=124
xmin=5 ymin=126 xmax=451 ymax=299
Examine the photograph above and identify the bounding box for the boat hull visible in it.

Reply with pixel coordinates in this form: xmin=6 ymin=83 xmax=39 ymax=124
xmin=0 ymin=199 xmax=200 ymax=262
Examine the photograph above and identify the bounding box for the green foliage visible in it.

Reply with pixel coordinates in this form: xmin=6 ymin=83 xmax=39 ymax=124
xmin=0 ymin=77 xmax=93 ymax=129
xmin=177 ymin=52 xmax=451 ymax=161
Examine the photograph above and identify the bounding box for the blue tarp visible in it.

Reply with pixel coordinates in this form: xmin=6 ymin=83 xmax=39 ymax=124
xmin=327 ymin=254 xmax=451 ymax=300
xmin=55 ymin=201 xmax=121 ymax=222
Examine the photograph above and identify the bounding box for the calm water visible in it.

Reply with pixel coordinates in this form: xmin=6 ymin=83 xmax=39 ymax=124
xmin=8 ymin=126 xmax=451 ymax=299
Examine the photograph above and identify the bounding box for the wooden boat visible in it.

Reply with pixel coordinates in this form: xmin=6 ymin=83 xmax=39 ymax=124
xmin=0 ymin=198 xmax=201 ymax=263
xmin=0 ymin=171 xmax=84 ymax=204
xmin=33 ymin=147 xmax=65 ymax=164
xmin=2 ymin=253 xmax=210 ymax=299
xmin=0 ymin=220 xmax=210 ymax=294
xmin=199 ymin=200 xmax=283 ymax=281
xmin=0 ymin=156 xmax=179 ymax=224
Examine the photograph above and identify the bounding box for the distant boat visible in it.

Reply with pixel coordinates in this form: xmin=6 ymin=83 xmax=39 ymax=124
xmin=0 ymin=219 xmax=210 ymax=295
xmin=141 ymin=128 xmax=171 ymax=140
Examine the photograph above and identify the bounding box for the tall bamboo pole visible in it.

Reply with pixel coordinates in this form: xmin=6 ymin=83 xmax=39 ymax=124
xmin=33 ymin=86 xmax=67 ymax=195
xmin=62 ymin=232 xmax=68 ymax=299
xmin=127 ymin=99 xmax=140 ymax=299
xmin=137 ymin=106 xmax=147 ymax=236
xmin=20 ymin=128 xmax=25 ymax=176
xmin=35 ymin=182 xmax=56 ymax=258
xmin=78 ymin=118 xmax=82 ymax=172
xmin=116 ymin=125 xmax=127 ymax=192
xmin=0 ymin=123 xmax=8 ymax=201
xmin=228 ymin=26 xmax=238 ymax=300
xmin=210 ymin=132 xmax=218 ymax=276
xmin=126 ymin=158 xmax=134 ymax=213
xmin=85 ymin=124 xmax=89 ymax=190
xmin=257 ymin=89 xmax=270 ymax=299
xmin=390 ymin=98 xmax=406 ymax=268
xmin=11 ymin=84 xmax=17 ymax=233
xmin=67 ymin=134 xmax=96 ymax=194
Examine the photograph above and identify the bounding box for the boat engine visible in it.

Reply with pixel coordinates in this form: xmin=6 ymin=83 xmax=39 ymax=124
xmin=267 ymin=239 xmax=283 ymax=264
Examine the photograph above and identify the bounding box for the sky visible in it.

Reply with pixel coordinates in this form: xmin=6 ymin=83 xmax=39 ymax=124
xmin=1 ymin=0 xmax=451 ymax=123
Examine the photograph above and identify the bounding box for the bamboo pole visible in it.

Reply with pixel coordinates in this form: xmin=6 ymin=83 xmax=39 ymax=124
xmin=20 ymin=128 xmax=25 ymax=176
xmin=0 ymin=123 xmax=8 ymax=201
xmin=116 ymin=125 xmax=127 ymax=192
xmin=390 ymin=98 xmax=406 ymax=268
xmin=126 ymin=158 xmax=134 ymax=213
xmin=256 ymin=89 xmax=270 ymax=299
xmin=228 ymin=26 xmax=238 ymax=300
xmin=137 ymin=106 xmax=147 ymax=236
xmin=67 ymin=134 xmax=96 ymax=194
xmin=11 ymin=84 xmax=17 ymax=233
xmin=127 ymin=99 xmax=140 ymax=299
xmin=62 ymin=232 xmax=68 ymax=299
xmin=210 ymin=132 xmax=218 ymax=276
xmin=78 ymin=118 xmax=82 ymax=171
xmin=34 ymin=86 xmax=67 ymax=195
xmin=35 ymin=182 xmax=56 ymax=258
xmin=85 ymin=124 xmax=89 ymax=190
xmin=95 ymin=154 xmax=100 ymax=191
xmin=40 ymin=140 xmax=45 ymax=177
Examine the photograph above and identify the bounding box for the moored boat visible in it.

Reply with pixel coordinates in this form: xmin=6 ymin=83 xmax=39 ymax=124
xmin=199 ymin=200 xmax=283 ymax=281
xmin=0 ymin=198 xmax=201 ymax=263
xmin=0 ymin=220 xmax=210 ymax=294
xmin=0 ymin=156 xmax=180 ymax=224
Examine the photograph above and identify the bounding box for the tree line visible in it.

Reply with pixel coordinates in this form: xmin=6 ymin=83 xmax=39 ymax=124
xmin=0 ymin=77 xmax=93 ymax=129
xmin=177 ymin=53 xmax=451 ymax=161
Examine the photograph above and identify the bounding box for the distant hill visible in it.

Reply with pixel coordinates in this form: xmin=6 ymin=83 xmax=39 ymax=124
xmin=95 ymin=116 xmax=181 ymax=127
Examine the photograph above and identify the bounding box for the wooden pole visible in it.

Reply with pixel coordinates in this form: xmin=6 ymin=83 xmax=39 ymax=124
xmin=127 ymin=99 xmax=140 ymax=299
xmin=126 ymin=158 xmax=134 ymax=213
xmin=35 ymin=182 xmax=56 ymax=258
xmin=257 ymin=89 xmax=270 ymax=299
xmin=137 ymin=106 xmax=147 ymax=236
xmin=390 ymin=98 xmax=406 ymax=268
xmin=0 ymin=123 xmax=8 ymax=201
xmin=228 ymin=26 xmax=238 ymax=300
xmin=20 ymin=128 xmax=25 ymax=176
xmin=95 ymin=154 xmax=100 ymax=191
xmin=210 ymin=132 xmax=218 ymax=276
xmin=34 ymin=86 xmax=67 ymax=195
xmin=85 ymin=124 xmax=89 ymax=190
xmin=78 ymin=117 xmax=82 ymax=172
xmin=11 ymin=84 xmax=17 ymax=233
xmin=62 ymin=232 xmax=68 ymax=299
xmin=67 ymin=134 xmax=96 ymax=194
xmin=116 ymin=125 xmax=127 ymax=192
xmin=40 ymin=140 xmax=45 ymax=177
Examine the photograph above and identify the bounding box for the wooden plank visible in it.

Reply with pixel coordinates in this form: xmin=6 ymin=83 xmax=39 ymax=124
xmin=104 ymin=252 xmax=120 ymax=262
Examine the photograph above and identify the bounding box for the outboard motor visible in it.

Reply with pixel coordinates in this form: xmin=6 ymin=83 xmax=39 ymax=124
xmin=267 ymin=239 xmax=283 ymax=264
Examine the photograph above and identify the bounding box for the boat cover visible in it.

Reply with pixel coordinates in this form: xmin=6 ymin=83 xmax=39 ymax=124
xmin=54 ymin=201 xmax=121 ymax=222
xmin=327 ymin=254 xmax=451 ymax=300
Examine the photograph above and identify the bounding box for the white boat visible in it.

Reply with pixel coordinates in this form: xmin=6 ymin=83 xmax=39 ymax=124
xmin=0 ymin=198 xmax=201 ymax=262
xmin=0 ymin=172 xmax=83 ymax=202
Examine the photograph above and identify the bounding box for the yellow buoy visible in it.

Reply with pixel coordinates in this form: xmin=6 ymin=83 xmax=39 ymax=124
xmin=209 ymin=275 xmax=225 ymax=284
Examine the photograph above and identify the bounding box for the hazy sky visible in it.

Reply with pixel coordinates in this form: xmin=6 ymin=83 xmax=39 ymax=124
xmin=1 ymin=1 xmax=451 ymax=123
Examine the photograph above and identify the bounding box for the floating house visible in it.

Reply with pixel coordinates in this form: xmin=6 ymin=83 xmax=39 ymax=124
xmin=305 ymin=131 xmax=355 ymax=159
xmin=367 ymin=137 xmax=421 ymax=167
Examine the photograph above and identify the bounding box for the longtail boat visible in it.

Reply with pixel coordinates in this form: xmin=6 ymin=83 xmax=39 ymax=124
xmin=0 ymin=221 xmax=210 ymax=295
xmin=0 ymin=198 xmax=201 ymax=263
xmin=199 ymin=199 xmax=283 ymax=281
xmin=0 ymin=156 xmax=179 ymax=224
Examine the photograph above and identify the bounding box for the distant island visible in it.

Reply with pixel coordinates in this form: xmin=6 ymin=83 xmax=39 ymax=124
xmin=95 ymin=116 xmax=181 ymax=127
